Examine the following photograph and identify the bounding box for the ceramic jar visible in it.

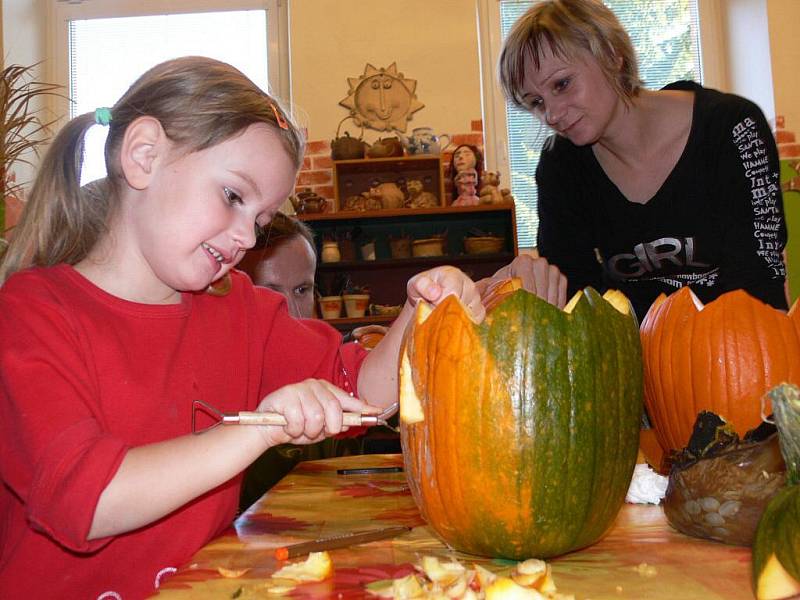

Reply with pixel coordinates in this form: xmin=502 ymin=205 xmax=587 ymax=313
xmin=321 ymin=241 xmax=341 ymax=263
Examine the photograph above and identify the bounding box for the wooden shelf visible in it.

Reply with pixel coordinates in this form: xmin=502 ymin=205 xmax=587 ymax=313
xmin=317 ymin=252 xmax=515 ymax=271
xmin=300 ymin=203 xmax=515 ymax=222
xmin=320 ymin=314 xmax=397 ymax=332
xmin=331 ymin=155 xmax=445 ymax=211
xmin=303 ymin=204 xmax=518 ymax=314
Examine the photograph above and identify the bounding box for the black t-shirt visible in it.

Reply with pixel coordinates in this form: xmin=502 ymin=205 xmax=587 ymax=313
xmin=536 ymin=80 xmax=787 ymax=322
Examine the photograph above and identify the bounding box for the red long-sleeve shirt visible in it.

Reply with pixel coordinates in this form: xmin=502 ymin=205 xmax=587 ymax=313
xmin=0 ymin=265 xmax=365 ymax=598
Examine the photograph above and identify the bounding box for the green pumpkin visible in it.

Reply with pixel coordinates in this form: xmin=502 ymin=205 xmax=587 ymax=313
xmin=400 ymin=286 xmax=643 ymax=559
xmin=752 ymin=383 xmax=800 ymax=600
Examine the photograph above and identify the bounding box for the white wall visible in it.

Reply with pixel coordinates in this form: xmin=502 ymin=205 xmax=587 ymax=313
xmin=720 ymin=0 xmax=775 ymax=122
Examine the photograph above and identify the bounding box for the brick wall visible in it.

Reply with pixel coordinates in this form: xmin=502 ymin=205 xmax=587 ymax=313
xmin=296 ymin=119 xmax=485 ymax=208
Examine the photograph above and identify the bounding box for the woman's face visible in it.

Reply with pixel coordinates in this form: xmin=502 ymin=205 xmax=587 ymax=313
xmin=519 ymin=44 xmax=623 ymax=147
xmin=453 ymin=146 xmax=477 ymax=172
xmin=251 ymin=235 xmax=317 ymax=319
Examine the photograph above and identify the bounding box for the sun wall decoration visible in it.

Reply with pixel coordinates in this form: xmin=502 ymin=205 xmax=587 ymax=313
xmin=339 ymin=63 xmax=424 ymax=132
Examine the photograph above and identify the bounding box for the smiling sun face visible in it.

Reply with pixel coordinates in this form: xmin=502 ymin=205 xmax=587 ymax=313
xmin=339 ymin=63 xmax=425 ymax=132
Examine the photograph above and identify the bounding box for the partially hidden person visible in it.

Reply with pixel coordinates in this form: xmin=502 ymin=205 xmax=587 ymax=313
xmin=236 ymin=212 xmax=387 ymax=510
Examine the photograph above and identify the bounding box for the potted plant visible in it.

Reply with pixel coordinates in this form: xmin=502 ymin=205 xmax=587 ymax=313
xmin=0 ymin=63 xmax=62 ymax=256
xmin=317 ymin=273 xmax=347 ymax=320
xmin=341 ymin=277 xmax=370 ymax=319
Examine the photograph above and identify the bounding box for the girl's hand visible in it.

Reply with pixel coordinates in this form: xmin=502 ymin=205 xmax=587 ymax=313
xmin=255 ymin=379 xmax=381 ymax=447
xmin=406 ymin=265 xmax=485 ymax=322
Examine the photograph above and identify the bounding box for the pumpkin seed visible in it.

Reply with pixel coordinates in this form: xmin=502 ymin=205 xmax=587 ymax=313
xmin=711 ymin=526 xmax=731 ymax=539
xmin=718 ymin=500 xmax=741 ymax=517
xmin=683 ymin=500 xmax=701 ymax=515
xmin=700 ymin=497 xmax=720 ymax=512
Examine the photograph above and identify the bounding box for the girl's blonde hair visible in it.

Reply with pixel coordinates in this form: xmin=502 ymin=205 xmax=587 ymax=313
xmin=0 ymin=56 xmax=305 ymax=283
xmin=498 ymin=0 xmax=642 ymax=110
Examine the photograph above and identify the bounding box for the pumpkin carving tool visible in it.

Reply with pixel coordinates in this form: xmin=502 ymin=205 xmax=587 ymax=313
xmin=191 ymin=399 xmax=392 ymax=434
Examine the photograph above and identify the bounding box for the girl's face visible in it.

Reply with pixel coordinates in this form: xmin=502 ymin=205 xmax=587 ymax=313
xmin=133 ymin=123 xmax=297 ymax=298
xmin=519 ymin=44 xmax=623 ymax=146
xmin=453 ymin=146 xmax=477 ymax=172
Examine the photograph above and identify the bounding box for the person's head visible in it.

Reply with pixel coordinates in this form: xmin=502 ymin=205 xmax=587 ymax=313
xmin=448 ymin=144 xmax=483 ymax=199
xmin=238 ymin=212 xmax=316 ymax=318
xmin=498 ymin=0 xmax=642 ymax=113
xmin=0 ymin=56 xmax=305 ymax=287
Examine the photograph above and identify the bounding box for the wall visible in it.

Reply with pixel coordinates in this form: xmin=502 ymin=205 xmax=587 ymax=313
xmin=2 ymin=0 xmax=48 ymax=229
xmin=289 ymin=0 xmax=481 ymax=144
xmin=766 ymin=0 xmax=800 ymax=137
xmin=2 ymin=1 xmax=798 ymax=211
xmin=289 ymin=0 xmax=484 ymax=204
xmin=719 ymin=0 xmax=775 ymax=122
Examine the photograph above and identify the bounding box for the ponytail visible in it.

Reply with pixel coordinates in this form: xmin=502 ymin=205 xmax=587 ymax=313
xmin=0 ymin=113 xmax=114 ymax=283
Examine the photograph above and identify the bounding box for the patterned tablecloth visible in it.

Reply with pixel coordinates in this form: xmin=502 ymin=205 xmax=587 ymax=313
xmin=154 ymin=454 xmax=754 ymax=599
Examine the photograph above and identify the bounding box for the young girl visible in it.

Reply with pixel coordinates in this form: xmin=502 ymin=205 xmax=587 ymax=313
xmin=0 ymin=56 xmax=484 ymax=598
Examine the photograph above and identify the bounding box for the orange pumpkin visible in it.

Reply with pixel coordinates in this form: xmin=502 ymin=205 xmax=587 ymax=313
xmin=640 ymin=288 xmax=800 ymax=455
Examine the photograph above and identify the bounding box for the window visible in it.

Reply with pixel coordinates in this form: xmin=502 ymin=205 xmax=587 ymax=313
xmin=49 ymin=0 xmax=287 ymax=184
xmin=479 ymin=0 xmax=703 ymax=248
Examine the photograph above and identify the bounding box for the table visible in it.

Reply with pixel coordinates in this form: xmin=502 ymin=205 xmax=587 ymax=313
xmin=154 ymin=454 xmax=755 ymax=599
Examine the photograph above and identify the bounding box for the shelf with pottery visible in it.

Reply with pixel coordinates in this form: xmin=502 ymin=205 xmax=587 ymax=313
xmin=319 ymin=314 xmax=397 ymax=331
xmin=331 ymin=155 xmax=445 ymax=211
xmin=315 ymin=252 xmax=515 ymax=272
xmin=301 ymin=204 xmax=518 ymax=331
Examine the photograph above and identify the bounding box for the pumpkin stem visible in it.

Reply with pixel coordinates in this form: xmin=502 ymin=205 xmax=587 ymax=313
xmin=767 ymin=383 xmax=800 ymax=485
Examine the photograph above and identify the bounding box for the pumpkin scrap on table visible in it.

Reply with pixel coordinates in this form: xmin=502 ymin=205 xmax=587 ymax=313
xmin=399 ymin=281 xmax=643 ymax=559
xmin=365 ymin=555 xmax=574 ymax=599
xmin=752 ymin=383 xmax=800 ymax=600
xmin=640 ymin=288 xmax=800 ymax=458
xmin=230 ymin=551 xmax=333 ymax=598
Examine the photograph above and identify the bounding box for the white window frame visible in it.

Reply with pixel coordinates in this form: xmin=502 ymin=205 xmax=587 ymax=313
xmin=476 ymin=0 xmax=726 ymax=247
xmin=46 ymin=0 xmax=289 ymax=121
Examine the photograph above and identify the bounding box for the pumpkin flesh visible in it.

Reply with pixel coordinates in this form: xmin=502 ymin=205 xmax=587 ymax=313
xmin=400 ymin=287 xmax=642 ymax=559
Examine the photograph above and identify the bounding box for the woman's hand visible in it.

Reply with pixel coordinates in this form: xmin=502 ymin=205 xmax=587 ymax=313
xmin=477 ymin=254 xmax=568 ymax=308
xmin=255 ymin=379 xmax=381 ymax=447
xmin=406 ymin=265 xmax=485 ymax=322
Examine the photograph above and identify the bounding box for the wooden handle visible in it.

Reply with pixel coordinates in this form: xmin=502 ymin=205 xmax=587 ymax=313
xmin=234 ymin=412 xmax=368 ymax=426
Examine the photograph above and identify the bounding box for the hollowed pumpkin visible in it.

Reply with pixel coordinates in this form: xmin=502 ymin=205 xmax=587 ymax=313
xmin=640 ymin=288 xmax=800 ymax=455
xmin=399 ymin=286 xmax=642 ymax=559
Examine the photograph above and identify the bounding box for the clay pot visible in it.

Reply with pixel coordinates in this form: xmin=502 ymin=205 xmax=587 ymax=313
xmin=366 ymin=137 xmax=404 ymax=158
xmin=331 ymin=117 xmax=367 ymax=161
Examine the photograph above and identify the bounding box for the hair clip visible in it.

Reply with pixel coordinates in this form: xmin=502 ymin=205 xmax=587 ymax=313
xmin=94 ymin=107 xmax=113 ymax=126
xmin=270 ymin=103 xmax=290 ymax=130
